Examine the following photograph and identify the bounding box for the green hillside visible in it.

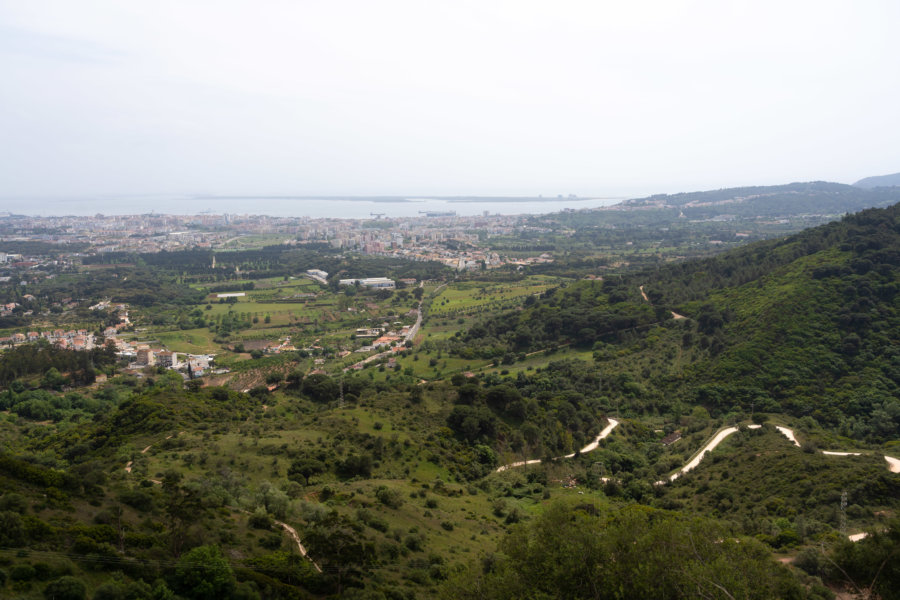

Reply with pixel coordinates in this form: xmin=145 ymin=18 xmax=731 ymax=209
xmin=2 ymin=203 xmax=900 ymax=598
xmin=459 ymin=203 xmax=900 ymax=442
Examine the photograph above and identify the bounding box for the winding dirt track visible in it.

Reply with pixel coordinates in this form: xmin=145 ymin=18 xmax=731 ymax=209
xmin=275 ymin=520 xmax=322 ymax=572
xmin=120 ymin=415 xmax=897 ymax=553
xmin=123 ymin=432 xmax=183 ymax=475
xmin=632 ymin=281 xmax=899 ymax=477
xmin=124 ymin=433 xmax=321 ymax=568
xmin=496 ymin=417 xmax=900 ymax=480
xmin=775 ymin=426 xmax=800 ymax=447
xmin=496 ymin=418 xmax=619 ymax=472
xmin=661 ymin=424 xmax=900 ymax=483
xmin=667 ymin=424 xmax=762 ymax=482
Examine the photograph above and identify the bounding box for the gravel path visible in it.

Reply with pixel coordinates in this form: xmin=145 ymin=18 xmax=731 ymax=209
xmin=775 ymin=426 xmax=801 ymax=447
xmin=275 ymin=520 xmax=322 ymax=572
xmin=667 ymin=424 xmax=761 ymax=482
xmin=125 ymin=432 xmax=183 ymax=473
xmin=663 ymin=424 xmax=899 ymax=484
xmin=496 ymin=418 xmax=619 ymax=472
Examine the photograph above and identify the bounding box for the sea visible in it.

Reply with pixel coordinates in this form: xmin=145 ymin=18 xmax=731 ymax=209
xmin=7 ymin=195 xmax=628 ymax=219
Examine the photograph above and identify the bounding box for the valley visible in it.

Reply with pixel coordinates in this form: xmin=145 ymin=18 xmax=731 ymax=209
xmin=1 ymin=187 xmax=900 ymax=599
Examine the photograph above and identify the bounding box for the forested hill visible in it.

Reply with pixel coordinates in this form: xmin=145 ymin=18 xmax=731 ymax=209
xmin=642 ymin=202 xmax=900 ymax=435
xmin=457 ymin=202 xmax=900 ymax=441
xmin=616 ymin=181 xmax=900 ymax=219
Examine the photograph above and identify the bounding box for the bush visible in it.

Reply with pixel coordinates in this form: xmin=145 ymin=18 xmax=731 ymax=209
xmin=249 ymin=509 xmax=273 ymax=530
xmin=505 ymin=508 xmax=522 ymax=524
xmin=793 ymin=547 xmax=824 ymax=576
xmin=336 ymin=454 xmax=372 ymax=479
xmin=174 ymin=545 xmax=235 ymax=600
xmin=119 ymin=488 xmax=154 ymax=512
xmin=375 ymin=486 xmax=404 ymax=509
xmin=92 ymin=580 xmax=126 ymax=600
xmin=404 ymin=534 xmax=424 ymax=552
xmin=42 ymin=576 xmax=86 ymax=600
xmin=10 ymin=564 xmax=36 ymax=582
xmin=0 ymin=511 xmax=25 ymax=547
xmin=0 ymin=493 xmax=27 ymax=513
xmin=259 ymin=533 xmax=282 ymax=550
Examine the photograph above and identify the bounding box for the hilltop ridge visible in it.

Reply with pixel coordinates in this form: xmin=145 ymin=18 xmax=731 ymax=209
xmin=616 ymin=180 xmax=900 ymax=218
xmin=854 ymin=171 xmax=900 ymax=189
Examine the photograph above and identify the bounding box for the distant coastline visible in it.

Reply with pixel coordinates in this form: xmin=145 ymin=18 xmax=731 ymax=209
xmin=193 ymin=195 xmax=625 ymax=204
xmin=1 ymin=195 xmax=627 ymax=219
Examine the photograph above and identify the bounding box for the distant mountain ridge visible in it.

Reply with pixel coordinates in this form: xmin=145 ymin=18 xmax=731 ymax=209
xmin=853 ymin=172 xmax=900 ymax=189
xmin=617 ymin=181 xmax=900 ymax=219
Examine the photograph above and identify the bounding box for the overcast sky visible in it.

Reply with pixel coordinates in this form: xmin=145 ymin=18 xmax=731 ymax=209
xmin=2 ymin=0 xmax=899 ymax=201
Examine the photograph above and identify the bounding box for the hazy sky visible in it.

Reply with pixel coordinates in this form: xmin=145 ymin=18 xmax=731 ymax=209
xmin=2 ymin=0 xmax=899 ymax=200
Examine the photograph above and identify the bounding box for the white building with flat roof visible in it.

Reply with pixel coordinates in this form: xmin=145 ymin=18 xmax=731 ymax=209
xmin=360 ymin=277 xmax=395 ymax=288
xmin=340 ymin=277 xmax=395 ymax=288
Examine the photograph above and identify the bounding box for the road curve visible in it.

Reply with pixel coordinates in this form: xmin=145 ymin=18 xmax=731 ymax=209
xmin=563 ymin=418 xmax=621 ymax=457
xmin=775 ymin=426 xmax=800 ymax=447
xmin=668 ymin=424 xmax=762 ymax=482
xmin=885 ymin=455 xmax=900 ymax=473
xmin=496 ymin=418 xmax=619 ymax=472
xmin=661 ymin=424 xmax=899 ymax=483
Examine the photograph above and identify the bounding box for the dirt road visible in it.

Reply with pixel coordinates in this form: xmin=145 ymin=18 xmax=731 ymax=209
xmin=275 ymin=519 xmax=321 ymax=572
xmin=667 ymin=424 xmax=762 ymax=482
xmin=496 ymin=418 xmax=619 ymax=472
xmin=663 ymin=424 xmax=899 ymax=483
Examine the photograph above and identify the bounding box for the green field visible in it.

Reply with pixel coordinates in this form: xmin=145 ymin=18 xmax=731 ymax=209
xmin=428 ymin=276 xmax=559 ymax=317
xmin=155 ymin=328 xmax=221 ymax=354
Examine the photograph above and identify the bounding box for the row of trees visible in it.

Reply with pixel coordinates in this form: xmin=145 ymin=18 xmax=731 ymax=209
xmin=0 ymin=343 xmax=116 ymax=387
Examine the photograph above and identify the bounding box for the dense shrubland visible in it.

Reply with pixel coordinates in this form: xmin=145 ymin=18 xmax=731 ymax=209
xmin=449 ymin=203 xmax=900 ymax=443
